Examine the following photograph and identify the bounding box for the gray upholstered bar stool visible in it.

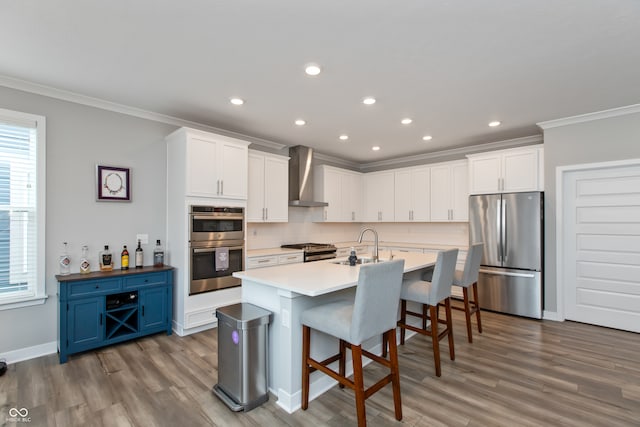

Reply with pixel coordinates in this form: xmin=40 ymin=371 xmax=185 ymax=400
xmin=301 ymin=259 xmax=405 ymax=427
xmin=452 ymin=242 xmax=484 ymax=343
xmin=397 ymin=248 xmax=458 ymax=377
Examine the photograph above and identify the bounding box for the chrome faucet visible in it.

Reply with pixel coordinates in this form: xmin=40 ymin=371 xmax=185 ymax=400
xmin=358 ymin=228 xmax=379 ymax=262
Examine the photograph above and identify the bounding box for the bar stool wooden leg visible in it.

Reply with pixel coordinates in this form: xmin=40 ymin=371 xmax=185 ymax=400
xmin=445 ymin=297 xmax=455 ymax=361
xmin=473 ymin=282 xmax=483 ymax=333
xmin=422 ymin=303 xmax=428 ymax=329
xmin=386 ymin=329 xmax=403 ymax=421
xmin=400 ymin=300 xmax=407 ymax=345
xmin=462 ymin=287 xmax=474 ymax=343
xmin=351 ymin=344 xmax=367 ymax=427
xmin=339 ymin=339 xmax=346 ymax=389
xmin=429 ymin=304 xmax=441 ymax=377
xmin=301 ymin=325 xmax=311 ymax=409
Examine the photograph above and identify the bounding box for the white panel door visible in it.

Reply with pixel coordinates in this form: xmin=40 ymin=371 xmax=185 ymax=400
xmin=563 ymin=162 xmax=640 ymax=332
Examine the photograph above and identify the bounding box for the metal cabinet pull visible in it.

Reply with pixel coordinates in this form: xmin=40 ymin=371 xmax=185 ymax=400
xmin=221 ymin=180 xmax=224 ymax=195
xmin=265 ymin=208 xmax=268 ymax=220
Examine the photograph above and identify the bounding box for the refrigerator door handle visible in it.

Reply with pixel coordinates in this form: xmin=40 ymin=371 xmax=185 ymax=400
xmin=496 ymin=199 xmax=502 ymax=262
xmin=502 ymin=199 xmax=507 ymax=263
xmin=479 ymin=269 xmax=536 ymax=278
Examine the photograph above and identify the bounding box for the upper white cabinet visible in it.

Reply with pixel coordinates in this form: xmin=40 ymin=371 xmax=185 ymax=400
xmin=363 ymin=171 xmax=395 ymax=222
xmin=394 ymin=166 xmax=430 ymax=221
xmin=314 ymin=165 xmax=363 ymax=222
xmin=467 ymin=145 xmax=544 ymax=194
xmin=430 ymin=160 xmax=468 ymax=222
xmin=247 ymin=150 xmax=289 ymax=222
xmin=166 ymin=127 xmax=250 ymax=200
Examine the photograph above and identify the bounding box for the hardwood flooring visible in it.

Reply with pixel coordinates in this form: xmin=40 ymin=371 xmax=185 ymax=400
xmin=1 ymin=310 xmax=639 ymax=426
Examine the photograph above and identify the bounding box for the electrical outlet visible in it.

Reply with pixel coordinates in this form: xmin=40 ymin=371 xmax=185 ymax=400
xmin=136 ymin=234 xmax=149 ymax=245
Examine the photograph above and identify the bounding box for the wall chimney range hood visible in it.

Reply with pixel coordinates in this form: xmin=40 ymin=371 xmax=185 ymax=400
xmin=288 ymin=145 xmax=328 ymax=207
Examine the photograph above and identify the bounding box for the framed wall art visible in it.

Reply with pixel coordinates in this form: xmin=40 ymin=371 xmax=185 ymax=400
xmin=96 ymin=165 xmax=131 ymax=201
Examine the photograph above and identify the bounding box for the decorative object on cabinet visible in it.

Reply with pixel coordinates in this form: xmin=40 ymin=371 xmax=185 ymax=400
xmin=96 ymin=165 xmax=130 ymax=201
xmin=56 ymin=266 xmax=174 ymax=363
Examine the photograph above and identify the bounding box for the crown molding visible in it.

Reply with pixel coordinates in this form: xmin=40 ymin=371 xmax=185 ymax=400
xmin=359 ymin=135 xmax=543 ymax=172
xmin=537 ymin=103 xmax=640 ymax=130
xmin=0 ymin=74 xmax=286 ymax=151
xmin=313 ymin=151 xmax=361 ymax=169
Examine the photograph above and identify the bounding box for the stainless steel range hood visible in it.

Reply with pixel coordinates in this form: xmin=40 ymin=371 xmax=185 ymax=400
xmin=288 ymin=145 xmax=328 ymax=207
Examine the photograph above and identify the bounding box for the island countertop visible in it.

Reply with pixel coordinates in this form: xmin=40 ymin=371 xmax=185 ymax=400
xmin=233 ymin=251 xmax=438 ymax=297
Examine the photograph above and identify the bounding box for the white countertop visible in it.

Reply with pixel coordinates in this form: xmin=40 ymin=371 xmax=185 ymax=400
xmin=234 ymin=251 xmax=438 ymax=297
xmin=335 ymin=241 xmax=467 ymax=251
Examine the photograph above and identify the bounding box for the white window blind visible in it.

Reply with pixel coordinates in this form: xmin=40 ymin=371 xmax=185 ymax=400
xmin=0 ymin=109 xmax=45 ymax=308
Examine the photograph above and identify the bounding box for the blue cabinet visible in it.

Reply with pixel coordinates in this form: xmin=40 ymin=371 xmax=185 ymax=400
xmin=57 ymin=266 xmax=173 ymax=363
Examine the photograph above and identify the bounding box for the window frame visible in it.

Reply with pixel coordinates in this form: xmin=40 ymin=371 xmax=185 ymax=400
xmin=0 ymin=108 xmax=47 ymax=311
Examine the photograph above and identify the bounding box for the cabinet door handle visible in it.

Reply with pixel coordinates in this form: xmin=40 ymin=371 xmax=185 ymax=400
xmin=221 ymin=180 xmax=224 ymax=195
xmin=142 ymin=305 xmax=145 ymax=316
xmin=265 ymin=208 xmax=268 ymax=220
xmin=217 ymin=180 xmax=220 ymax=195
xmin=324 ymin=210 xmax=327 ymax=221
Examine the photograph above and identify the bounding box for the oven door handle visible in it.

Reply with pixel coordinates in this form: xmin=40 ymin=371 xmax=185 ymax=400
xmin=191 ymin=214 xmax=244 ymax=221
xmin=193 ymin=246 xmax=244 ymax=254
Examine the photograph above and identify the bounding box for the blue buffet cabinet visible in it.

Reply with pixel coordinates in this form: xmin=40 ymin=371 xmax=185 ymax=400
xmin=57 ymin=266 xmax=174 ymax=363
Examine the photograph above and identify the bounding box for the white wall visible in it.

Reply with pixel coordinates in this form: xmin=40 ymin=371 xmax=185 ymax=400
xmin=0 ymin=85 xmax=176 ymax=357
xmin=542 ymin=109 xmax=640 ymax=312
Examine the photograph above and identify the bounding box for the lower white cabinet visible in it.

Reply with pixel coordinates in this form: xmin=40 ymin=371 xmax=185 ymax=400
xmin=246 ymin=252 xmax=303 ymax=269
xmin=247 ymin=150 xmax=289 ymax=222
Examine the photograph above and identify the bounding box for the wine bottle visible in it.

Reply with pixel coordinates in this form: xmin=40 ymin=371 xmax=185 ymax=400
xmin=59 ymin=242 xmax=71 ymax=275
xmin=135 ymin=240 xmax=144 ymax=268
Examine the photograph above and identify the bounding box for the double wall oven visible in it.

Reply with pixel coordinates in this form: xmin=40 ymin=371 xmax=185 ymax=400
xmin=189 ymin=206 xmax=244 ymax=295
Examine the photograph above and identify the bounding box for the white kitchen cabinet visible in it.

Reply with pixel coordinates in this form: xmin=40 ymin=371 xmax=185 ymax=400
xmin=394 ymin=166 xmax=430 ymax=221
xmin=246 ymin=251 xmax=303 ymax=269
xmin=336 ymin=245 xmax=368 ymax=258
xmin=430 ymin=160 xmax=468 ymax=222
xmin=467 ymin=145 xmax=543 ymax=194
xmin=363 ymin=171 xmax=395 ymax=222
xmin=314 ymin=165 xmax=363 ymax=222
xmin=166 ymin=127 xmax=250 ymax=200
xmin=247 ymin=150 xmax=289 ymax=222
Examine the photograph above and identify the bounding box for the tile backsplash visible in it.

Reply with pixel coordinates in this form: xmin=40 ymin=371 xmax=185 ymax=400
xmin=247 ymin=208 xmax=469 ymax=250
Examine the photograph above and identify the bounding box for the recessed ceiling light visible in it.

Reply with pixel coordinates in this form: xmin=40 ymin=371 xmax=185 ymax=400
xmin=422 ymin=135 xmax=433 ymax=141
xmin=304 ymin=63 xmax=321 ymax=76
xmin=372 ymin=146 xmax=381 ymax=151
xmin=488 ymin=121 xmax=501 ymax=127
xmin=339 ymin=135 xmax=349 ymax=141
xmin=295 ymin=119 xmax=306 ymax=126
xmin=401 ymin=118 xmax=413 ymax=125
xmin=230 ymin=97 xmax=244 ymax=106
xmin=362 ymin=97 xmax=376 ymax=105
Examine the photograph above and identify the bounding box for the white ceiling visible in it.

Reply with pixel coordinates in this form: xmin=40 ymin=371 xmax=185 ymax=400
xmin=1 ymin=1 xmax=639 ymax=163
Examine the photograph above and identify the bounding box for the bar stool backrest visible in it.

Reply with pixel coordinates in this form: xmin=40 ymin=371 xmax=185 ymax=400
xmin=428 ymin=249 xmax=459 ymax=304
xmin=351 ymin=259 xmax=405 ymax=345
xmin=459 ymin=243 xmax=484 ymax=287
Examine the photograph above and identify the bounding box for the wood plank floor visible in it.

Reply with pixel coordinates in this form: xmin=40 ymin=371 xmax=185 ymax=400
xmin=1 ymin=310 xmax=639 ymax=426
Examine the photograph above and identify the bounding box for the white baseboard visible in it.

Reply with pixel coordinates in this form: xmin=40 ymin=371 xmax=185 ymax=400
xmin=172 ymin=319 xmax=218 ymax=337
xmin=543 ymin=310 xmax=563 ymax=321
xmin=0 ymin=341 xmax=57 ymax=364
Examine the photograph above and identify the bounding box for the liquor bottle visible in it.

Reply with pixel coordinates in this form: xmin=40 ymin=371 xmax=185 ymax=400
xmin=153 ymin=239 xmax=164 ymax=267
xmin=80 ymin=245 xmax=91 ymax=274
xmin=121 ymin=245 xmax=129 ymax=270
xmin=100 ymin=245 xmax=113 ymax=271
xmin=135 ymin=240 xmax=143 ymax=268
xmin=59 ymin=242 xmax=71 ymax=275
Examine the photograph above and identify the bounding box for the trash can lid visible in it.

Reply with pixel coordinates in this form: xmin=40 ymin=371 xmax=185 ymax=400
xmin=216 ymin=303 xmax=272 ymax=329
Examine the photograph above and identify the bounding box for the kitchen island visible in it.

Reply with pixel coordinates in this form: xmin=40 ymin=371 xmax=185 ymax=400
xmin=233 ymin=251 xmax=438 ymax=413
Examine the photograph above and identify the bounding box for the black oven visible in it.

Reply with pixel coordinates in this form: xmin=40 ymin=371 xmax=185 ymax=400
xmin=189 ymin=206 xmax=245 ymax=295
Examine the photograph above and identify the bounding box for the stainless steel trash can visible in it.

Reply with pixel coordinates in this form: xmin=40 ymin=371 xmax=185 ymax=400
xmin=212 ymin=303 xmax=272 ymax=412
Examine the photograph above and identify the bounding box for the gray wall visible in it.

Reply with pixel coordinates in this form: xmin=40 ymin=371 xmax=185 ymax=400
xmin=0 ymin=86 xmax=177 ymax=354
xmin=543 ymin=111 xmax=640 ymax=312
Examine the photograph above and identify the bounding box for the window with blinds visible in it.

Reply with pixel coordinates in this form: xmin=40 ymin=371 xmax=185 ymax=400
xmin=0 ymin=108 xmax=46 ymax=309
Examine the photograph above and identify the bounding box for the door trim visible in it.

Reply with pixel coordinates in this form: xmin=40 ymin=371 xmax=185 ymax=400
xmin=556 ymin=157 xmax=640 ymax=322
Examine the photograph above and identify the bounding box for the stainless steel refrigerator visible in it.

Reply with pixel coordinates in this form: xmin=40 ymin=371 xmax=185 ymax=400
xmin=469 ymin=191 xmax=543 ymax=319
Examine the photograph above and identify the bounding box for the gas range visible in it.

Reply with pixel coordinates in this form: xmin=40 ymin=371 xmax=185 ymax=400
xmin=281 ymin=243 xmax=337 ymax=262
